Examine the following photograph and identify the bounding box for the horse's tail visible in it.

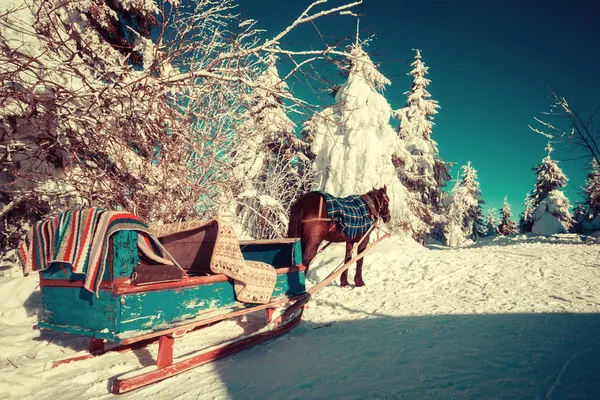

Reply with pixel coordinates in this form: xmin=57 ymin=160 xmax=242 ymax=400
xmin=287 ymin=199 xmax=304 ymax=239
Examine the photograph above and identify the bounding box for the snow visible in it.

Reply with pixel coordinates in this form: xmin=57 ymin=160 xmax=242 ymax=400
xmin=531 ymin=211 xmax=568 ymax=235
xmin=2 ymin=234 xmax=600 ymax=399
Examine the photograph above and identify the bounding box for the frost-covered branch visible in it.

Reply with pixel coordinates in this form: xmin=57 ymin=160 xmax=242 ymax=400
xmin=530 ymin=88 xmax=600 ymax=167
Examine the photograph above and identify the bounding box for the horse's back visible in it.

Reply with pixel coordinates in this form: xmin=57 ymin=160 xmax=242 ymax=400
xmin=287 ymin=192 xmax=327 ymax=238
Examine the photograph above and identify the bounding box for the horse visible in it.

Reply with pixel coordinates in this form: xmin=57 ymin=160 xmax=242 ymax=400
xmin=287 ymin=186 xmax=390 ymax=287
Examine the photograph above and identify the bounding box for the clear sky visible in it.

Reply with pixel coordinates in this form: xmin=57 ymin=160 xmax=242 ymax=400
xmin=238 ymin=0 xmax=600 ymax=217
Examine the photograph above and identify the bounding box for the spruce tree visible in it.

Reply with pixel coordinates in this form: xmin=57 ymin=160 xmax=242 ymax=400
xmin=571 ymin=203 xmax=586 ymax=233
xmin=307 ymin=44 xmax=419 ymax=232
xmin=518 ymin=193 xmax=535 ymax=233
xmin=529 ymin=143 xmax=573 ymax=234
xmin=498 ymin=196 xmax=519 ymax=235
xmin=394 ymin=49 xmax=451 ymax=241
xmin=583 ymin=159 xmax=600 ymax=214
xmin=485 ymin=208 xmax=499 ymax=236
xmin=443 ymin=162 xmax=485 ymax=245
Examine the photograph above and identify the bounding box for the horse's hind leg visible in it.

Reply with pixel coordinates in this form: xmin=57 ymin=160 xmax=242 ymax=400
xmin=354 ymin=234 xmax=370 ymax=287
xmin=340 ymin=241 xmax=354 ymax=287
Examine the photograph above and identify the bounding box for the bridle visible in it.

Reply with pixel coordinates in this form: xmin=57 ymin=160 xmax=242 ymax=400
xmin=363 ymin=189 xmax=389 ymax=223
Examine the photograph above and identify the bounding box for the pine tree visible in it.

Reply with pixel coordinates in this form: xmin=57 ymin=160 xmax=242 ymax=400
xmin=571 ymin=202 xmax=586 ymax=233
xmin=394 ymin=49 xmax=451 ymax=241
xmin=518 ymin=192 xmax=535 ymax=233
xmin=583 ymin=158 xmax=600 ymax=214
xmin=485 ymin=208 xmax=499 ymax=236
xmin=529 ymin=143 xmax=573 ymax=234
xmin=532 ymin=144 xmax=568 ymax=202
xmin=306 ymin=44 xmax=419 ymax=232
xmin=443 ymin=162 xmax=485 ymax=246
xmin=498 ymin=196 xmax=519 ymax=235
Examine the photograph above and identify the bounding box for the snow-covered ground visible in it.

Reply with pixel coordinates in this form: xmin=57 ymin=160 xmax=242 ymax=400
xmin=2 ymin=234 xmax=600 ymax=399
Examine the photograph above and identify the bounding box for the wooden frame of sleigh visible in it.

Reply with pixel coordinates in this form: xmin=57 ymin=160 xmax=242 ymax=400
xmin=33 ymin=217 xmax=389 ymax=394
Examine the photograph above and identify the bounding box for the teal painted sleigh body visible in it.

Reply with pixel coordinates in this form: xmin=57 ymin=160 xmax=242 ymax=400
xmin=38 ymin=230 xmax=306 ymax=344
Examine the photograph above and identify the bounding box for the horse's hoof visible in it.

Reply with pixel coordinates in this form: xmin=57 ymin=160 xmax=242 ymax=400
xmin=340 ymin=281 xmax=349 ymax=287
xmin=355 ymin=280 xmax=365 ymax=287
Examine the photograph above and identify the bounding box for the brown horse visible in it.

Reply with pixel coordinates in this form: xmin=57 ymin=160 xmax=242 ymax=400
xmin=287 ymin=186 xmax=390 ymax=287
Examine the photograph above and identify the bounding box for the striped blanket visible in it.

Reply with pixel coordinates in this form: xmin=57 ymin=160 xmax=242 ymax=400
xmin=18 ymin=209 xmax=173 ymax=295
xmin=317 ymin=192 xmax=374 ymax=240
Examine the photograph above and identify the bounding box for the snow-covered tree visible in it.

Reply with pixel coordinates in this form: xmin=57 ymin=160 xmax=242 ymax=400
xmin=0 ymin=0 xmax=361 ymax=260
xmin=582 ymin=159 xmax=600 ymax=214
xmin=306 ymin=44 xmax=418 ymax=232
xmin=498 ymin=196 xmax=519 ymax=235
xmin=518 ymin=193 xmax=535 ymax=233
xmin=443 ymin=162 xmax=485 ymax=246
xmin=529 ymin=143 xmax=573 ymax=234
xmin=231 ymin=56 xmax=311 ymax=238
xmin=394 ymin=49 xmax=451 ymax=241
xmin=485 ymin=208 xmax=500 ymax=236
xmin=571 ymin=202 xmax=587 ymax=233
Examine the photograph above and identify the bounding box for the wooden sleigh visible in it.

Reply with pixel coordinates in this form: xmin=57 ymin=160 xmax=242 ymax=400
xmin=35 ymin=219 xmax=389 ymax=394
xmin=36 ymin=221 xmax=307 ymax=394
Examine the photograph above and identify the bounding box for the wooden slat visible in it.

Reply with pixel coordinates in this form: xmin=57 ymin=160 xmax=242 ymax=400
xmin=39 ymin=266 xmax=306 ymax=295
xmin=238 ymin=238 xmax=299 ymax=245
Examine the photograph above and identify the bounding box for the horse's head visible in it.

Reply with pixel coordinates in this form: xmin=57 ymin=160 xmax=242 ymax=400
xmin=370 ymin=185 xmax=391 ymax=224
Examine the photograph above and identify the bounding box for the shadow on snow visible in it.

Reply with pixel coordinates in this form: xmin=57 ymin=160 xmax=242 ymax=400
xmin=204 ymin=312 xmax=600 ymax=400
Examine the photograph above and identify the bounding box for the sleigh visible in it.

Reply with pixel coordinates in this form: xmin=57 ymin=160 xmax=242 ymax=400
xmin=35 ymin=220 xmax=308 ymax=394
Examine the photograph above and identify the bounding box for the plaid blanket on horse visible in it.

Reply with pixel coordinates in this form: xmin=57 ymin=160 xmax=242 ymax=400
xmin=317 ymin=192 xmax=373 ymax=240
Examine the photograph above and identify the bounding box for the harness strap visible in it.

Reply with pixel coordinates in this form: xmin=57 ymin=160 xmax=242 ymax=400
xmin=361 ymin=194 xmax=379 ymax=221
xmin=302 ymin=194 xmax=332 ymax=224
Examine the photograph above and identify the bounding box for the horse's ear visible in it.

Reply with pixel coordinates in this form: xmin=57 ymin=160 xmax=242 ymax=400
xmin=383 ymin=185 xmax=387 ymax=193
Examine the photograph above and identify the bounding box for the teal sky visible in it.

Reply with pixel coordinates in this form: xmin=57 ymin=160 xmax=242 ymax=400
xmin=238 ymin=0 xmax=600 ymax=218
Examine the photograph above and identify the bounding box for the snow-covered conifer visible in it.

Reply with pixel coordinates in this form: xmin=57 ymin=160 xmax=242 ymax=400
xmin=518 ymin=193 xmax=535 ymax=233
xmin=498 ymin=196 xmax=519 ymax=235
xmin=443 ymin=162 xmax=485 ymax=246
xmin=529 ymin=143 xmax=573 ymax=234
xmin=583 ymin=159 xmax=600 ymax=214
xmin=393 ymin=49 xmax=451 ymax=241
xmin=485 ymin=208 xmax=499 ymax=236
xmin=307 ymin=44 xmax=418 ymax=232
xmin=571 ymin=203 xmax=586 ymax=233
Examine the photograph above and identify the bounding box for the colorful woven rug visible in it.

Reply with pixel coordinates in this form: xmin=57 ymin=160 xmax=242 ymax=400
xmin=18 ymin=208 xmax=172 ymax=294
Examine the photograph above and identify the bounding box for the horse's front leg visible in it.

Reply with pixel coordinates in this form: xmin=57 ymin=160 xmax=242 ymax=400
xmin=340 ymin=241 xmax=354 ymax=287
xmin=354 ymin=234 xmax=370 ymax=287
